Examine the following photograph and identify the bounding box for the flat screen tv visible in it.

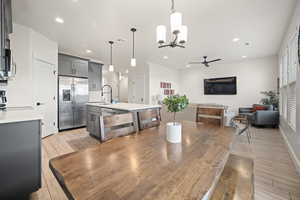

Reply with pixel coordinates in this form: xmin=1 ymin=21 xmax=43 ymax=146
xmin=204 ymin=77 xmax=237 ymax=95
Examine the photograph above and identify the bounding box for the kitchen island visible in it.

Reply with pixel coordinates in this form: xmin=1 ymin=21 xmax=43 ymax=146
xmin=86 ymin=102 xmax=161 ymax=141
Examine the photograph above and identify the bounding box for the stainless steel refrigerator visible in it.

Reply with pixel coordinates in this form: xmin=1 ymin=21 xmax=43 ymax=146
xmin=59 ymin=76 xmax=88 ymax=131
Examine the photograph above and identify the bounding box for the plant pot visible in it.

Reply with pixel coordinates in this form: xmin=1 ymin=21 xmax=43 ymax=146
xmin=166 ymin=122 xmax=182 ymax=143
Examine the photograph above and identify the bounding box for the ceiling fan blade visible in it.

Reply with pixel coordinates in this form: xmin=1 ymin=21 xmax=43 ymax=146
xmin=158 ymin=44 xmax=171 ymax=48
xmin=207 ymin=59 xmax=222 ymax=63
xmin=188 ymin=62 xmax=202 ymax=64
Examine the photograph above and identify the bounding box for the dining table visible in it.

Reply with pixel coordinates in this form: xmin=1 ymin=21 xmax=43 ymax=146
xmin=49 ymin=121 xmax=235 ymax=200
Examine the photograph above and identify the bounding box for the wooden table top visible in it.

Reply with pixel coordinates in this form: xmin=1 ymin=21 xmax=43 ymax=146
xmin=50 ymin=121 xmax=235 ymax=200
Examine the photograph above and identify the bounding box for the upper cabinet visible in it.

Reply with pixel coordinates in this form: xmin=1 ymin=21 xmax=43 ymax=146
xmin=0 ymin=0 xmax=13 ymax=82
xmin=88 ymin=62 xmax=102 ymax=91
xmin=58 ymin=54 xmax=88 ymax=78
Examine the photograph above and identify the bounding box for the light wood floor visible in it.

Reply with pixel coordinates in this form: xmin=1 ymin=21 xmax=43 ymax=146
xmin=30 ymin=126 xmax=300 ymax=200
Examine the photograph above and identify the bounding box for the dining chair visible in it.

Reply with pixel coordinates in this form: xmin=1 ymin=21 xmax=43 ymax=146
xmin=231 ymin=115 xmax=251 ymax=144
xmin=138 ymin=109 xmax=161 ymax=130
xmin=100 ymin=113 xmax=137 ymax=142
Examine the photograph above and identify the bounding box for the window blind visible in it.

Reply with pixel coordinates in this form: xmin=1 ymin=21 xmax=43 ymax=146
xmin=287 ymin=83 xmax=296 ymax=129
xmin=279 ymin=28 xmax=298 ymax=131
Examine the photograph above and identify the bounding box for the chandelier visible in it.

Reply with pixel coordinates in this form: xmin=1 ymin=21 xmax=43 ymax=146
xmin=156 ymin=0 xmax=188 ymax=48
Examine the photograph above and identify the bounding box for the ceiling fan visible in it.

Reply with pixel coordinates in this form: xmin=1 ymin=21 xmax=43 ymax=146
xmin=189 ymin=56 xmax=222 ymax=67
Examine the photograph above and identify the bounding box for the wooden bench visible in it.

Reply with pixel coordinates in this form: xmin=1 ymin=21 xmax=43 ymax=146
xmin=100 ymin=113 xmax=137 ymax=142
xmin=138 ymin=109 xmax=161 ymax=130
xmin=196 ymin=106 xmax=225 ymax=127
xmin=210 ymin=154 xmax=254 ymax=200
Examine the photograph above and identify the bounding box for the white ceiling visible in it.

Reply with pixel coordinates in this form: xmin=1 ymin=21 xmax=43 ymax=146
xmin=12 ymin=0 xmax=296 ymax=72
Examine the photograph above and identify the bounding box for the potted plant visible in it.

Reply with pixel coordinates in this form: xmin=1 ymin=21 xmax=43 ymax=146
xmin=163 ymin=95 xmax=189 ymax=143
xmin=260 ymin=91 xmax=279 ymax=110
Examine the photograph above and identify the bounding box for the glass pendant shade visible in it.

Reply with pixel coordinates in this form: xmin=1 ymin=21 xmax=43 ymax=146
xmin=156 ymin=25 xmax=166 ymax=44
xmin=109 ymin=65 xmax=114 ymax=72
xmin=131 ymin=58 xmax=136 ymax=67
xmin=178 ymin=25 xmax=188 ymax=43
xmin=170 ymin=12 xmax=182 ymax=33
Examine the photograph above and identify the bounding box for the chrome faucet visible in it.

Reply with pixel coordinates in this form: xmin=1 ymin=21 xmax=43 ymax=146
xmin=101 ymin=84 xmax=113 ymax=104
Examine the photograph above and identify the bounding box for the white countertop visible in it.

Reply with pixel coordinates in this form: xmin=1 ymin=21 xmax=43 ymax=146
xmin=0 ymin=108 xmax=42 ymax=124
xmin=86 ymin=102 xmax=161 ymax=112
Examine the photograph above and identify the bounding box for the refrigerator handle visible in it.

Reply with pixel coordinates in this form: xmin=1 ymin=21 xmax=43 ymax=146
xmin=71 ymin=83 xmax=76 ymax=105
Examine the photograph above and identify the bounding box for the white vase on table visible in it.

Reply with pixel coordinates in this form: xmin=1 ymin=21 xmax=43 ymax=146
xmin=166 ymin=122 xmax=182 ymax=143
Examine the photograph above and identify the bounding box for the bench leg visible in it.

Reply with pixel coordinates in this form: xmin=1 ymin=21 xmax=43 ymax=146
xmin=132 ymin=111 xmax=140 ymax=132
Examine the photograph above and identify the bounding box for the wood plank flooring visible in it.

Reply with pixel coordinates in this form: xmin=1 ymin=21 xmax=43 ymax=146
xmin=31 ymin=126 xmax=300 ymax=200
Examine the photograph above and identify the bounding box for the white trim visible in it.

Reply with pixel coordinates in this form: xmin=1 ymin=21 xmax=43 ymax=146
xmin=279 ymin=126 xmax=300 ymax=175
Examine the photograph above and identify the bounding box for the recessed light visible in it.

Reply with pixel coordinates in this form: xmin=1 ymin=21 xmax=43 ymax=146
xmin=55 ymin=17 xmax=64 ymax=24
xmin=125 ymin=69 xmax=129 ymax=74
xmin=186 ymin=64 xmax=191 ymax=68
xmin=242 ymin=56 xmax=247 ymax=58
xmin=232 ymin=38 xmax=240 ymax=42
xmin=163 ymin=56 xmax=168 ymax=59
xmin=116 ymin=38 xmax=126 ymax=43
xmin=86 ymin=49 xmax=92 ymax=53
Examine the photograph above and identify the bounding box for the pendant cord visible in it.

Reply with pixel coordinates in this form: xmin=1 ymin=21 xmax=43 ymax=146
xmin=110 ymin=43 xmax=113 ymax=65
xmin=132 ymin=31 xmax=135 ymax=58
xmin=171 ymin=0 xmax=175 ymax=12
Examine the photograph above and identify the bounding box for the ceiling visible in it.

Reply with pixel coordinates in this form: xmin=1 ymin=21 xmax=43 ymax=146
xmin=12 ymin=0 xmax=297 ymax=72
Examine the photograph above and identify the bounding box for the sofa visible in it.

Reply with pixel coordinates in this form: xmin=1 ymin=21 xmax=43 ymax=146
xmin=239 ymin=104 xmax=279 ymax=127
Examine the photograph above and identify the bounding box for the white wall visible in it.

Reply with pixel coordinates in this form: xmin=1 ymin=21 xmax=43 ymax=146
xmin=0 ymin=24 xmax=33 ymax=107
xmin=0 ymin=24 xmax=58 ymax=108
xmin=278 ymin=0 xmax=300 ymax=173
xmin=179 ymin=56 xmax=278 ymax=112
xmin=119 ymin=76 xmax=128 ymax=102
xmin=144 ymin=57 xmax=278 ymax=111
xmin=0 ymin=24 xmax=58 ymax=131
xmin=128 ymin=63 xmax=149 ymax=104
xmin=102 ymin=66 xmax=120 ymax=102
xmin=148 ymin=62 xmax=180 ymax=105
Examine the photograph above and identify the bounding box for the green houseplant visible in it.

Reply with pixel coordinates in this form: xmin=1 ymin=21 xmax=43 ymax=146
xmin=163 ymin=95 xmax=189 ymax=143
xmin=163 ymin=94 xmax=189 ymax=123
xmin=260 ymin=91 xmax=279 ymax=110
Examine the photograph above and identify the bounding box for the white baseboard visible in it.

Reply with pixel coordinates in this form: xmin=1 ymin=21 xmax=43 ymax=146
xmin=279 ymin=126 xmax=300 ymax=175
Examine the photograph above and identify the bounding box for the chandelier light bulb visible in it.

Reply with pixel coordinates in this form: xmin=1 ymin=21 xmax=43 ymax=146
xmin=170 ymin=12 xmax=182 ymax=34
xmin=156 ymin=25 xmax=167 ymax=44
xmin=178 ymin=25 xmax=188 ymax=43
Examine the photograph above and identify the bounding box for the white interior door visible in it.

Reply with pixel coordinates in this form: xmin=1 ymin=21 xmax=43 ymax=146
xmin=34 ymin=59 xmax=57 ymax=138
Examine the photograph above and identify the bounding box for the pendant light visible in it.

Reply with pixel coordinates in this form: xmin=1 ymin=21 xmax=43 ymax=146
xmin=108 ymin=41 xmax=114 ymax=72
xmin=156 ymin=0 xmax=187 ymax=48
xmin=130 ymin=28 xmax=137 ymax=67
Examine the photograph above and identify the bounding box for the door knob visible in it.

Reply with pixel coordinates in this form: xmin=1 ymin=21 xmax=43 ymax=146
xmin=36 ymin=102 xmax=44 ymax=106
